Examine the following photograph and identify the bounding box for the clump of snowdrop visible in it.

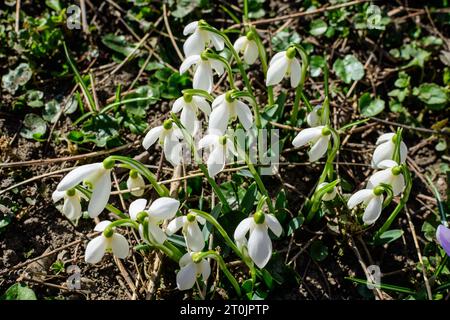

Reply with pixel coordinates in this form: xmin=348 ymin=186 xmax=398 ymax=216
xmin=183 ymin=20 xmax=224 ymax=57
xmin=198 ymin=130 xmax=237 ymax=177
xmin=180 ymin=52 xmax=225 ymax=93
xmin=172 ymin=92 xmax=211 ymax=135
xmin=266 ymin=47 xmax=302 ymax=88
xmin=234 ymin=211 xmax=282 ymax=268
xmin=233 ymin=32 xmax=259 ymax=65
xmin=126 ymin=170 xmax=146 ymax=197
xmin=176 ymin=252 xmax=211 ymax=290
xmin=371 ymin=132 xmax=407 ymax=169
xmin=292 ymin=125 xmax=331 ymax=162
xmin=52 ymin=188 xmax=87 ymax=221
xmin=367 ymin=160 xmax=405 ymax=196
xmin=167 ymin=211 xmax=206 ymax=252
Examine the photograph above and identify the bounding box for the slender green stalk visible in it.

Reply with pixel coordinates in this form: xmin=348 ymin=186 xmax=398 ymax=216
xmin=182 ymin=89 xmax=214 ymax=102
xmin=243 ymin=0 xmax=249 ymax=23
xmin=318 ymin=127 xmax=340 ymax=184
xmin=251 ymin=27 xmax=273 ymax=107
xmin=75 ymin=186 xmax=128 ymax=219
xmin=290 ymin=44 xmax=309 ymax=124
xmin=99 ymin=96 xmax=156 ymax=114
xmin=434 ymin=255 xmax=449 ymax=278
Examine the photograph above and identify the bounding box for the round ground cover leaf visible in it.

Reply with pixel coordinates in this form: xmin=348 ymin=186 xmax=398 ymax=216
xmin=1 ymin=283 xmax=37 ymax=300
xmin=359 ymin=93 xmax=385 ymax=117
xmin=309 ymin=19 xmax=328 ymax=36
xmin=43 ymin=99 xmax=62 ymax=123
xmin=333 ymin=55 xmax=365 ymax=84
xmin=310 ymin=240 xmax=328 ymax=262
xmin=310 ymin=55 xmax=325 ymax=77
xmin=20 ymin=114 xmax=47 ymax=140
xmin=413 ymin=83 xmax=448 ymax=110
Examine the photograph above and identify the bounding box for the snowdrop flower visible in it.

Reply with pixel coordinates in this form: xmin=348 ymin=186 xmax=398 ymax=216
xmin=126 ymin=170 xmax=145 ymax=197
xmin=198 ymin=131 xmax=237 ymax=177
xmin=306 ymin=104 xmax=325 ymax=127
xmin=128 ymin=197 xmax=180 ymax=244
xmin=183 ymin=20 xmax=224 ymax=57
xmin=209 ymin=91 xmax=253 ymax=133
xmin=52 ymin=188 xmax=87 ymax=221
xmin=292 ymin=126 xmax=331 ymax=162
xmin=347 ymin=187 xmax=385 ymax=225
xmin=367 ymin=160 xmax=405 ymax=196
xmin=266 ymin=47 xmax=302 ymax=88
xmin=85 ymin=220 xmax=129 ymax=264
xmin=234 ymin=211 xmax=282 ymax=268
xmin=176 ymin=252 xmax=211 ymax=291
xmin=143 ymin=120 xmax=183 ymax=167
xmin=56 ymin=159 xmax=115 ymax=218
xmin=371 ymin=133 xmax=407 ymax=169
xmin=436 ymin=225 xmax=450 ymax=256
xmin=167 ymin=212 xmax=206 ymax=252
xmin=317 ymin=182 xmax=337 ymax=201
xmin=172 ymin=93 xmax=211 ymax=135
xmin=233 ymin=32 xmax=258 ymax=65
xmin=180 ymin=53 xmax=225 ymax=93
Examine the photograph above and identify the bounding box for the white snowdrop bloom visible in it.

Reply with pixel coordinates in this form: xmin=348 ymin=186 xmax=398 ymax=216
xmin=172 ymin=93 xmax=211 ymax=135
xmin=306 ymin=104 xmax=325 ymax=127
xmin=209 ymin=92 xmax=253 ymax=133
xmin=176 ymin=252 xmax=211 ymax=291
xmin=167 ymin=212 xmax=206 ymax=252
xmin=367 ymin=160 xmax=405 ymax=196
xmin=233 ymin=34 xmax=258 ymax=65
xmin=317 ymin=182 xmax=337 ymax=201
xmin=234 ymin=211 xmax=282 ymax=268
xmin=52 ymin=189 xmax=87 ymax=221
xmin=142 ymin=120 xmax=183 ymax=167
xmin=85 ymin=220 xmax=129 ymax=264
xmin=266 ymin=47 xmax=302 ymax=88
xmin=183 ymin=20 xmax=224 ymax=57
xmin=128 ymin=197 xmax=180 ymax=244
xmin=56 ymin=159 xmax=115 ymax=218
xmin=179 ymin=54 xmax=225 ymax=93
xmin=371 ymin=133 xmax=408 ymax=169
xmin=198 ymin=131 xmax=237 ymax=177
xmin=347 ymin=187 xmax=385 ymax=225
xmin=126 ymin=170 xmax=145 ymax=197
xmin=292 ymin=126 xmax=331 ymax=162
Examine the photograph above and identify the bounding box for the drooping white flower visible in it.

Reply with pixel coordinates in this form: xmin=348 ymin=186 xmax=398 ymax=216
xmin=183 ymin=20 xmax=224 ymax=57
xmin=347 ymin=188 xmax=384 ymax=225
xmin=371 ymin=133 xmax=407 ymax=169
xmin=180 ymin=54 xmax=225 ymax=93
xmin=52 ymin=189 xmax=87 ymax=221
xmin=176 ymin=252 xmax=211 ymax=291
xmin=167 ymin=212 xmax=206 ymax=252
xmin=142 ymin=120 xmax=183 ymax=167
xmin=209 ymin=92 xmax=253 ymax=133
xmin=292 ymin=126 xmax=331 ymax=162
xmin=198 ymin=131 xmax=237 ymax=177
xmin=306 ymin=104 xmax=325 ymax=127
xmin=316 ymin=182 xmax=337 ymax=201
xmin=367 ymin=160 xmax=405 ymax=196
xmin=85 ymin=220 xmax=129 ymax=264
xmin=266 ymin=48 xmax=302 ymax=88
xmin=172 ymin=93 xmax=211 ymax=135
xmin=56 ymin=159 xmax=115 ymax=218
xmin=233 ymin=35 xmax=258 ymax=65
xmin=126 ymin=170 xmax=146 ymax=197
xmin=128 ymin=197 xmax=180 ymax=244
xmin=234 ymin=211 xmax=282 ymax=268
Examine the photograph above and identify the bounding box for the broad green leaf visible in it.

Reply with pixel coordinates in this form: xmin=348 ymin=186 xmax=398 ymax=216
xmin=309 ymin=55 xmax=325 ymax=77
xmin=1 ymin=283 xmax=37 ymax=300
xmin=358 ymin=93 xmax=385 ymax=117
xmin=102 ymin=34 xmax=137 ymax=56
xmin=309 ymin=19 xmax=328 ymax=36
xmin=333 ymin=55 xmax=364 ymax=84
xmin=271 ymin=29 xmax=301 ymax=51
xmin=287 ymin=215 xmax=304 ymax=236
xmin=375 ymin=229 xmax=404 ymax=245
xmin=43 ymin=100 xmax=61 ymax=123
xmin=20 ymin=114 xmax=47 ymax=140
xmin=413 ymin=83 xmax=448 ymax=110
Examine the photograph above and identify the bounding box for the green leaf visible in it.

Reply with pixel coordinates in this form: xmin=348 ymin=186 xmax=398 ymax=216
xmin=413 ymin=83 xmax=448 ymax=110
xmin=271 ymin=29 xmax=301 ymax=51
xmin=45 ymin=0 xmax=61 ymax=11
xmin=287 ymin=215 xmax=304 ymax=236
xmin=1 ymin=283 xmax=37 ymax=300
xmin=240 ymin=182 xmax=257 ymax=215
xmin=43 ymin=100 xmax=61 ymax=123
xmin=310 ymin=240 xmax=328 ymax=262
xmin=20 ymin=114 xmax=47 ymax=140
xmin=358 ymin=93 xmax=385 ymax=117
xmin=374 ymin=229 xmax=404 ymax=245
xmin=101 ymin=34 xmax=137 ymax=56
xmin=333 ymin=55 xmax=364 ymax=84
xmin=25 ymin=90 xmax=44 ymax=108
xmin=309 ymin=55 xmax=325 ymax=77
xmin=309 ymin=19 xmax=328 ymax=36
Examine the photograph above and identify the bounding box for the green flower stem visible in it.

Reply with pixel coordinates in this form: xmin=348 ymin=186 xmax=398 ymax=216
xmin=251 ymin=27 xmax=273 ymax=107
xmin=243 ymin=0 xmax=249 ymax=23
xmin=99 ymin=96 xmax=156 ymax=114
xmin=318 ymin=127 xmax=340 ymax=184
xmin=300 ymin=91 xmax=313 ymax=113
xmin=75 ymin=186 xmax=128 ymax=219
xmin=141 ymin=219 xmax=182 ymax=262
xmin=105 ymin=219 xmax=139 ymax=231
xmin=181 ymin=89 xmax=214 ymax=102
xmin=107 ymin=155 xmax=169 ymax=197
xmin=434 ymin=255 xmax=449 ymax=278
xmin=204 ymin=52 xmax=236 ymax=90
xmin=195 ymin=250 xmax=242 ymax=297
xmin=392 ymin=128 xmax=403 ymax=164
xmin=306 ymin=179 xmax=340 ymax=222
xmin=290 ymin=44 xmax=309 ymax=124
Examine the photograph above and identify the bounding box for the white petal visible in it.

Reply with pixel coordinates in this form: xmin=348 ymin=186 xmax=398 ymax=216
xmin=148 ymin=197 xmax=180 ymax=220
xmin=208 ymin=102 xmax=229 ymax=134
xmin=209 ymin=32 xmax=224 ymax=51
xmin=57 ymin=163 xmax=103 ymax=191
xmin=129 ymin=198 xmax=147 ymax=220
xmin=377 ymin=160 xmax=397 ymax=169
xmin=185 ymin=222 xmax=205 ymax=252
xmin=266 ymin=56 xmax=288 ymax=86
xmin=347 ymin=189 xmax=374 ymax=209
xmin=371 ymin=141 xmax=394 ymax=168
xmin=180 ymin=55 xmax=200 ymax=74
xmin=306 ymin=105 xmax=322 ymax=127
xmin=85 ymin=235 xmax=106 ymax=264
xmin=183 ymin=31 xmax=205 ymax=57
xmin=207 ymin=146 xmax=226 ymax=177
xmin=235 ymin=100 xmax=253 ymax=130
xmin=176 ymin=262 xmax=197 ymax=290
xmin=210 ymin=59 xmax=225 ymax=76
xmin=367 ymin=169 xmax=392 ymax=190
xmin=193 ymin=96 xmax=211 ymax=116
xmin=376 ymin=133 xmax=395 ymax=145
xmin=391 ymin=175 xmax=406 ymax=196
xmin=143 ymin=126 xmax=164 ymax=149
xmin=198 ymin=134 xmax=218 ymax=149
xmin=180 ymin=105 xmax=197 ymax=134
xmin=111 ymin=233 xmax=129 ymax=259
xmin=243 ymin=41 xmax=259 ymax=65
xmin=147 ymin=222 xmax=167 ymax=244
xmin=166 ymin=216 xmax=185 ymax=235
xmin=199 ymin=259 xmax=211 ymax=280
xmin=127 ymin=175 xmax=145 ymax=197
xmin=183 ymin=21 xmax=198 ymax=36
xmin=292 ymin=126 xmax=323 ymax=148
xmin=234 ymin=217 xmax=253 ymax=240
xmin=400 ymin=142 xmax=408 ymax=164
xmin=163 ymin=135 xmax=182 ymax=166
xmin=233 ymin=36 xmax=247 ymax=52
xmin=63 ymin=197 xmax=82 ymax=220
xmin=52 ymin=190 xmax=65 ymax=203
xmin=88 ymin=171 xmax=111 ymax=218
xmin=248 ymin=225 xmax=272 ymax=268
xmin=268 ymin=51 xmax=287 ymax=66
xmin=308 ymin=136 xmax=330 ymax=162
xmin=212 ymin=94 xmax=225 ymax=109
xmin=172 ymin=96 xmax=185 ymax=113
xmin=289 ymin=57 xmax=302 ymax=88
xmin=193 ymin=62 xmax=213 ymax=93
xmin=265 ymin=214 xmax=282 ymax=237
xmin=179 ymin=252 xmax=193 ymax=267
xmin=94 ymin=220 xmax=112 ymax=232
xmin=363 ymin=195 xmax=383 ymax=225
